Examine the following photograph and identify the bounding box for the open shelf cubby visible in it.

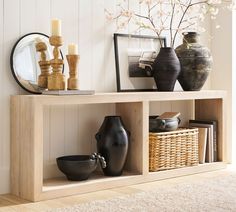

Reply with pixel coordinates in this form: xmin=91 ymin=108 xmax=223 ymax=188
xmin=11 ymin=91 xmax=227 ymax=201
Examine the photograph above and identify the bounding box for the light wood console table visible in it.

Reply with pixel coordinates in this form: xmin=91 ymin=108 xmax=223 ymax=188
xmin=10 ymin=90 xmax=227 ymax=201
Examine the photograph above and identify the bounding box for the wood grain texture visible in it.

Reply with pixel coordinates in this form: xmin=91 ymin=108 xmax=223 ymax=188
xmin=11 ymin=96 xmax=44 ymax=201
xmin=49 ymin=105 xmax=65 ymax=178
xmin=195 ymin=99 xmax=225 ymax=162
xmin=10 ymin=92 xmax=226 ymax=201
xmin=32 ymin=98 xmax=44 ymax=201
xmin=64 ymin=105 xmax=79 ymax=155
xmin=116 ymin=102 xmax=145 ymax=174
xmin=43 ymin=106 xmax=51 ymax=179
xmin=14 ymin=90 xmax=226 ymax=106
xmin=40 ymin=162 xmax=226 ymax=201
xmin=142 ymin=101 xmax=149 ymax=175
xmin=10 ymin=96 xmax=21 ymax=196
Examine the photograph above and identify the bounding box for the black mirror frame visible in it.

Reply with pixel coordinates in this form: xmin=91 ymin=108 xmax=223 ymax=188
xmin=10 ymin=32 xmax=64 ymax=94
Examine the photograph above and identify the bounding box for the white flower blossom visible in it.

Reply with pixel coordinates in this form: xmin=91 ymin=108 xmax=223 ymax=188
xmin=209 ymin=7 xmax=219 ymax=16
xmin=105 ymin=0 xmax=224 ymax=47
xmin=121 ymin=10 xmax=134 ymax=17
xmin=207 ymin=0 xmax=222 ymax=4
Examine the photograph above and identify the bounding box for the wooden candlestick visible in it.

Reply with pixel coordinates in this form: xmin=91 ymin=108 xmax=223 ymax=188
xmin=48 ymin=36 xmax=66 ymax=90
xmin=66 ymin=55 xmax=79 ymax=90
xmin=36 ymin=41 xmax=51 ymax=88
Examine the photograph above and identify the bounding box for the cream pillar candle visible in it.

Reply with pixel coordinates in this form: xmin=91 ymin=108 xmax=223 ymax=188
xmin=68 ymin=44 xmax=78 ymax=55
xmin=51 ymin=19 xmax=61 ymax=36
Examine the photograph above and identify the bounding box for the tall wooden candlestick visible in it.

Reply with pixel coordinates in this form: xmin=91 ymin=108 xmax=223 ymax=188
xmin=48 ymin=36 xmax=66 ymax=90
xmin=36 ymin=40 xmax=51 ymax=88
xmin=66 ymin=54 xmax=79 ymax=90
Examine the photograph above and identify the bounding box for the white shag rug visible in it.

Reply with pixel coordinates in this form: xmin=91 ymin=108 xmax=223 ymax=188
xmin=49 ymin=171 xmax=236 ymax=212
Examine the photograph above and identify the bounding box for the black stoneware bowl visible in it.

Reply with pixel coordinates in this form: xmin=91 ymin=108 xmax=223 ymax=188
xmin=56 ymin=155 xmax=98 ymax=181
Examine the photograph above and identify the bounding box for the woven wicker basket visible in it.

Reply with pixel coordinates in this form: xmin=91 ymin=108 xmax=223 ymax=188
xmin=149 ymin=128 xmax=199 ymax=172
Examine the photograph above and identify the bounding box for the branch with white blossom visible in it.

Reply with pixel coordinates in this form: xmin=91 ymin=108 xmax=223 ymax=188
xmin=105 ymin=0 xmax=224 ymax=47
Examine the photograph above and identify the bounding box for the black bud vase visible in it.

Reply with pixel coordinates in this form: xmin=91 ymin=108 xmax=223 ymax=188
xmin=95 ymin=116 xmax=129 ymax=176
xmin=153 ymin=47 xmax=181 ymax=91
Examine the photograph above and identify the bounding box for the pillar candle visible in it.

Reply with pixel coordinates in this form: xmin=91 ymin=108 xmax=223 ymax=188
xmin=68 ymin=44 xmax=78 ymax=55
xmin=51 ymin=19 xmax=61 ymax=36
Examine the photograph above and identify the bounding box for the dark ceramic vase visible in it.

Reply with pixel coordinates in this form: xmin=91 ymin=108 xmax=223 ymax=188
xmin=95 ymin=116 xmax=129 ymax=176
xmin=175 ymin=32 xmax=213 ymax=91
xmin=152 ymin=47 xmax=181 ymax=91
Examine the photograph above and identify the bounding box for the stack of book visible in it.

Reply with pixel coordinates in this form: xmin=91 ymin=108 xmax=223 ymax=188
xmin=189 ymin=120 xmax=217 ymax=164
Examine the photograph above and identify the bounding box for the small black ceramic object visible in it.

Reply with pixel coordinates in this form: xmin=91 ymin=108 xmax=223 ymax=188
xmin=95 ymin=116 xmax=129 ymax=176
xmin=56 ymin=153 xmax=106 ymax=181
xmin=149 ymin=116 xmax=181 ymax=132
xmin=175 ymin=32 xmax=213 ymax=91
xmin=152 ymin=47 xmax=181 ymax=91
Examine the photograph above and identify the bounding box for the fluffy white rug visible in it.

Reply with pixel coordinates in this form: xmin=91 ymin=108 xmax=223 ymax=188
xmin=49 ymin=171 xmax=236 ymax=212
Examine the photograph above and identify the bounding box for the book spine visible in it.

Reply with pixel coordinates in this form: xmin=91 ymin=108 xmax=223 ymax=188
xmin=213 ymin=123 xmax=217 ymax=162
xmin=189 ymin=120 xmax=217 ymax=162
xmin=205 ymin=131 xmax=209 ymax=163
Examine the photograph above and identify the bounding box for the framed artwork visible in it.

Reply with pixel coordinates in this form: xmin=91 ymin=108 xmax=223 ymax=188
xmin=114 ymin=33 xmax=166 ymax=92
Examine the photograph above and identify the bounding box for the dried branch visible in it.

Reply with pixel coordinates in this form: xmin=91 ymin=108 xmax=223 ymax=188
xmin=106 ymin=0 xmax=221 ymax=48
xmin=150 ymin=3 xmax=158 ymax=11
xmin=172 ymin=0 xmax=208 ymax=46
xmin=134 ymin=13 xmax=163 ymax=47
xmin=170 ymin=0 xmax=176 ymax=47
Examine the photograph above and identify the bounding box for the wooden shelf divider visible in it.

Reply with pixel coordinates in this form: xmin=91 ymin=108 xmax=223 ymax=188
xmin=10 ymin=90 xmax=227 ymax=201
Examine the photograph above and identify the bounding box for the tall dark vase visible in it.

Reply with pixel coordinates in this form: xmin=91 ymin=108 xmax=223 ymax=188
xmin=95 ymin=116 xmax=129 ymax=176
xmin=175 ymin=32 xmax=213 ymax=91
xmin=152 ymin=47 xmax=181 ymax=91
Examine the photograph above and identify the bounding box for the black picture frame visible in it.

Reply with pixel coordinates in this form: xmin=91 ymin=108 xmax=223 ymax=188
xmin=114 ymin=33 xmax=166 ymax=92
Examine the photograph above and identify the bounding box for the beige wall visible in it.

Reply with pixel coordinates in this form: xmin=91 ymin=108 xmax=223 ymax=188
xmin=233 ymin=10 xmax=236 ymax=164
xmin=211 ymin=4 xmax=233 ymax=163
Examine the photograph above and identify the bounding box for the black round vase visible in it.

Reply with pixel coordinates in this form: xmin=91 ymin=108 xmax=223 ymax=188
xmin=95 ymin=116 xmax=129 ymax=176
xmin=175 ymin=32 xmax=213 ymax=91
xmin=153 ymin=47 xmax=181 ymax=91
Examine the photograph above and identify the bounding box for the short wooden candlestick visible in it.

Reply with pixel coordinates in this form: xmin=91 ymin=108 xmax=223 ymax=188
xmin=48 ymin=36 xmax=66 ymax=90
xmin=36 ymin=42 xmax=51 ymax=89
xmin=66 ymin=55 xmax=79 ymax=90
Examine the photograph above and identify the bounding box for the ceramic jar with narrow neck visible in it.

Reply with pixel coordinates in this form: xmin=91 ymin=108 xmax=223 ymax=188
xmin=175 ymin=32 xmax=213 ymax=91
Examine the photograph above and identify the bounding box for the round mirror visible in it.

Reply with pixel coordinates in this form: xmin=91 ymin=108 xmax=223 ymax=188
xmin=10 ymin=32 xmax=64 ymax=94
